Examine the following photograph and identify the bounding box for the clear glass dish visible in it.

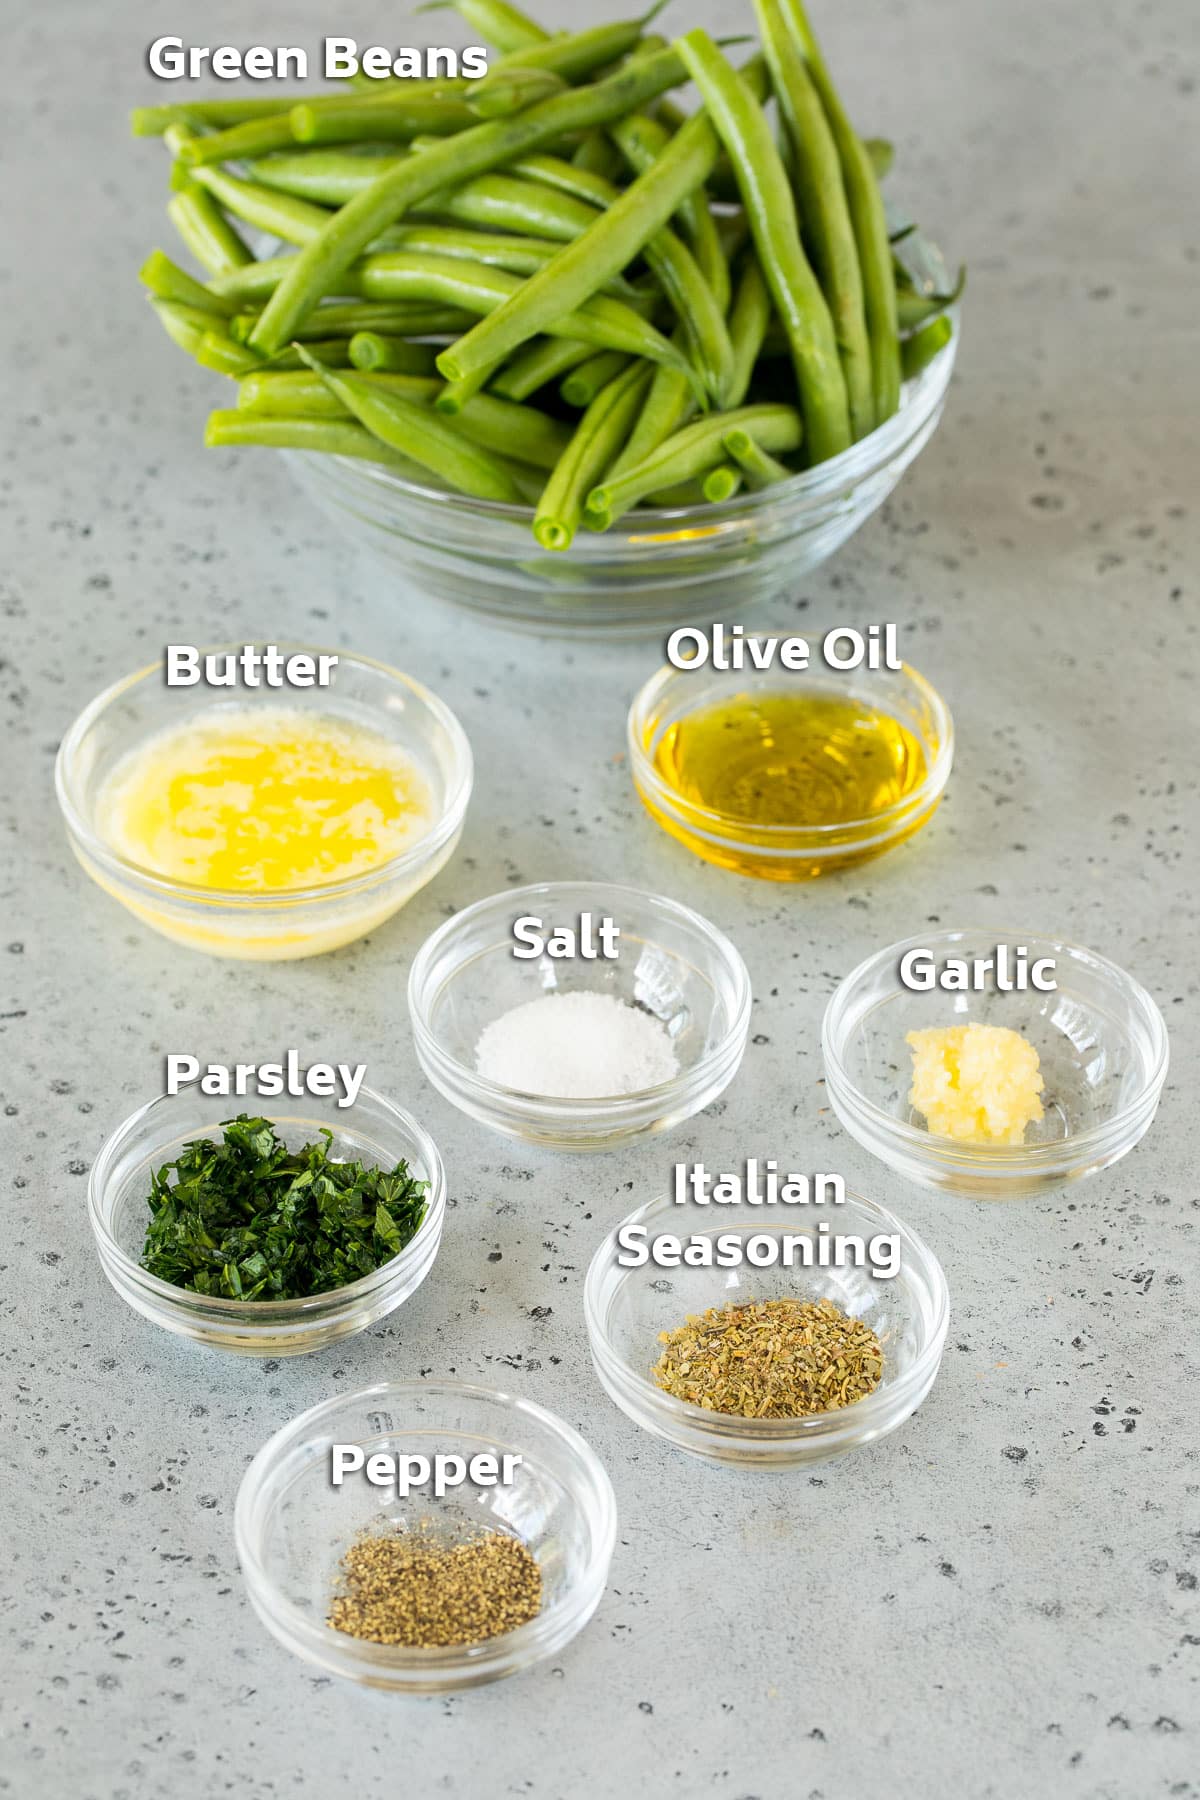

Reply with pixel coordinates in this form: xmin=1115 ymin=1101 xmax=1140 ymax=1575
xmin=278 ymin=237 xmax=959 ymax=637
xmin=584 ymin=1190 xmax=949 ymax=1468
xmin=88 ymin=1082 xmax=446 ymax=1356
xmin=235 ymin=1381 xmax=617 ymax=1692
xmin=55 ymin=645 xmax=472 ymax=960
xmin=627 ymin=658 xmax=953 ymax=880
xmin=407 ymin=880 xmax=752 ymax=1152
xmin=821 ymin=929 xmax=1170 ymax=1197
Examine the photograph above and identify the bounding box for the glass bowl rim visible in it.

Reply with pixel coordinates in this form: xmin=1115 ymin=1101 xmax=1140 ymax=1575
xmin=584 ymin=1188 xmax=950 ymax=1444
xmin=87 ymin=1080 xmax=447 ymax=1318
xmin=820 ymin=926 xmax=1171 ymax=1168
xmin=277 ymin=299 xmax=959 ymax=542
xmin=626 ymin=658 xmax=954 ymax=841
xmin=407 ymin=878 xmax=754 ymax=1112
xmin=234 ymin=1377 xmax=619 ymax=1671
xmin=54 ymin=643 xmax=474 ymax=907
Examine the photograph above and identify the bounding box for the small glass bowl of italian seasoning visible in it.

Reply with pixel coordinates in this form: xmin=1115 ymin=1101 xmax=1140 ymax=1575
xmin=584 ymin=1191 xmax=949 ymax=1467
xmin=407 ymin=881 xmax=752 ymax=1151
xmin=235 ymin=1381 xmax=617 ymax=1692
xmin=88 ymin=1083 xmax=446 ymax=1356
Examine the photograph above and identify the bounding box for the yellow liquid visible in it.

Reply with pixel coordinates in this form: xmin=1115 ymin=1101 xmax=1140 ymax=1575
xmin=99 ymin=708 xmax=433 ymax=892
xmin=645 ymin=691 xmax=935 ymax=880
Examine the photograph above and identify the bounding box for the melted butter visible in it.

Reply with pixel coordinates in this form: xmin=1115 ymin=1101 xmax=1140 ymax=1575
xmin=99 ymin=708 xmax=433 ymax=891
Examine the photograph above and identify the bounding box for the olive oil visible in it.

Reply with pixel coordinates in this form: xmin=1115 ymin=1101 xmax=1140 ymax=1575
xmin=643 ymin=689 xmax=941 ymax=880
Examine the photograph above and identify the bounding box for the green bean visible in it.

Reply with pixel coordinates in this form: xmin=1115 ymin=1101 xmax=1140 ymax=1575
xmin=753 ymin=0 xmax=873 ymax=440
xmin=702 ymin=466 xmax=742 ymax=503
xmin=721 ymin=427 xmax=794 ymax=489
xmin=894 ymin=266 xmax=965 ymax=330
xmin=195 ymin=331 xmax=262 ymax=378
xmin=775 ymin=0 xmax=900 ymax=425
xmin=261 ymin=339 xmax=355 ymax=370
xmin=234 ymin=369 xmax=569 ymax=472
xmin=132 ymin=99 xmax=302 ymax=136
xmin=167 ymin=185 xmax=253 ymax=276
xmin=256 ymin=153 xmax=603 ymax=243
xmin=348 ymin=253 xmax=689 ymax=370
xmin=289 ymin=96 xmax=476 ymax=146
xmin=435 ymin=88 xmax=737 ymax=390
xmin=192 ymin=166 xmax=331 ymax=247
xmin=865 ymin=137 xmax=893 ymax=179
xmin=434 ymin=367 xmax=496 ymax=414
xmin=490 ymin=336 xmax=594 ymax=400
xmin=175 ymin=116 xmax=298 ymax=167
xmin=253 ymin=151 xmax=406 ymax=206
xmin=587 ymin=402 xmax=803 ymax=522
xmin=675 ymin=32 xmax=850 ymax=464
xmin=900 ymin=314 xmax=952 ymax=380
xmin=467 ymin=67 xmax=567 ymax=117
xmin=561 ymin=351 xmax=630 ymax=408
xmin=605 ymin=348 xmax=694 ymax=481
xmin=205 ymin=410 xmax=429 ymax=477
xmin=535 ymin=362 xmax=652 ymax=551
xmin=381 ymin=224 xmax=639 ymax=291
xmin=572 ymin=133 xmax=625 ymax=181
xmin=445 ymin=392 xmax=574 ymax=468
xmin=543 ymin=128 xmax=738 ymax=404
xmin=348 ymin=332 xmax=443 ymax=373
xmin=438 ymin=0 xmax=551 ymax=52
xmin=484 ymin=9 xmax=669 ymax=85
xmin=140 ymin=249 xmax=237 ymax=315
xmin=295 ymin=347 xmax=526 ymax=502
xmin=248 ymin=45 xmax=692 ymax=353
xmin=725 ymin=254 xmax=773 ymax=406
xmin=238 ymin=370 xmax=440 ymax=416
xmin=260 ymin=303 xmax=448 ymax=343
xmin=607 ymin=107 xmax=730 ymax=314
xmin=150 ymin=299 xmax=213 ymax=357
xmin=509 ymin=154 xmax=617 ymax=208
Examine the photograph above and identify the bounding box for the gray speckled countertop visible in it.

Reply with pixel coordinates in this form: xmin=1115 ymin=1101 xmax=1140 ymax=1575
xmin=3 ymin=2 xmax=1197 ymax=1796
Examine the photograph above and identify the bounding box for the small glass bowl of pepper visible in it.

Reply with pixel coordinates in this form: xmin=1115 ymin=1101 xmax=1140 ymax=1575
xmin=236 ymin=1381 xmax=617 ymax=1692
xmin=88 ymin=1082 xmax=446 ymax=1356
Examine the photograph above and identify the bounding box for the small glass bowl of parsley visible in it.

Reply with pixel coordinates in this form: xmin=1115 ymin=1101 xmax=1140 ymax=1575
xmin=88 ymin=1083 xmax=446 ymax=1356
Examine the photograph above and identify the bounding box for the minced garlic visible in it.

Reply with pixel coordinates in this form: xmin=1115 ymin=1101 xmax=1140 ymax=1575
xmin=906 ymin=1022 xmax=1045 ymax=1146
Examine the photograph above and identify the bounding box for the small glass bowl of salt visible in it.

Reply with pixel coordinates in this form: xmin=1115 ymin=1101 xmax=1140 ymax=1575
xmin=407 ymin=881 xmax=752 ymax=1151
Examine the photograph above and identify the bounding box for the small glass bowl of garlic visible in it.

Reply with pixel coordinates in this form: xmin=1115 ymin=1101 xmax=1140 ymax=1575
xmin=821 ymin=928 xmax=1169 ymax=1198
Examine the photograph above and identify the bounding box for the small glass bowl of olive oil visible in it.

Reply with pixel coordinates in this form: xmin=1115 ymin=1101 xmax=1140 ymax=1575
xmin=627 ymin=661 xmax=953 ymax=881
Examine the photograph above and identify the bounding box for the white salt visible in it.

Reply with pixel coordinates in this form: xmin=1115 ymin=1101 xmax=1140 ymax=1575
xmin=474 ymin=989 xmax=678 ymax=1099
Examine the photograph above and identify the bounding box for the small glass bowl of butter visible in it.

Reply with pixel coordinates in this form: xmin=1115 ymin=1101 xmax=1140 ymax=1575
xmin=821 ymin=928 xmax=1169 ymax=1198
xmin=55 ymin=645 xmax=472 ymax=960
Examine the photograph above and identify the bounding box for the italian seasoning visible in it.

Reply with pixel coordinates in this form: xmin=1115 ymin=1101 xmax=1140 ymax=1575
xmin=652 ymin=1295 xmax=883 ymax=1419
xmin=328 ymin=1523 xmax=542 ymax=1648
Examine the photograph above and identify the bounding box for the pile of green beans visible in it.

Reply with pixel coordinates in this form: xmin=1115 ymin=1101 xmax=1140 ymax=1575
xmin=135 ymin=0 xmax=959 ymax=550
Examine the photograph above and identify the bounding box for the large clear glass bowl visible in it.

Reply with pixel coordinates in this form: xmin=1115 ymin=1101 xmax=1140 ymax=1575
xmin=279 ymin=239 xmax=959 ymax=636
xmin=236 ymin=1381 xmax=617 ymax=1691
